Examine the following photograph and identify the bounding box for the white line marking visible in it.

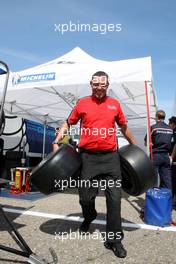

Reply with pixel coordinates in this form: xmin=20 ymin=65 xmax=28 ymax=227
xmin=3 ymin=207 xmax=176 ymax=232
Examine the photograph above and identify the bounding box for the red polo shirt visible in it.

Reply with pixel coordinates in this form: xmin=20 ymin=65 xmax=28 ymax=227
xmin=67 ymin=96 xmax=126 ymax=151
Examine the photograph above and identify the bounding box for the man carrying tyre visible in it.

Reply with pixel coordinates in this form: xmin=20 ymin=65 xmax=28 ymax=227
xmin=53 ymin=71 xmax=136 ymax=258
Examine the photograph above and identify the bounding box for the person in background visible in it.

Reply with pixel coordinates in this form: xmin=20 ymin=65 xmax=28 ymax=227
xmin=54 ymin=126 xmax=76 ymax=147
xmin=144 ymin=110 xmax=173 ymax=189
xmin=140 ymin=110 xmax=174 ymax=222
xmin=52 ymin=71 xmax=136 ymax=258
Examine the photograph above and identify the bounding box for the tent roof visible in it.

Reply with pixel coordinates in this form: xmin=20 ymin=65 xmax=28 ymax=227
xmin=13 ymin=47 xmax=152 ymax=83
xmin=40 ymin=47 xmax=103 ymax=65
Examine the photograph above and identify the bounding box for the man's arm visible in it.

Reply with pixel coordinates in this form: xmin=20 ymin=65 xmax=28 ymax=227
xmin=171 ymin=144 xmax=176 ymax=161
xmin=120 ymin=125 xmax=137 ymax=145
xmin=52 ymin=121 xmax=69 ymax=152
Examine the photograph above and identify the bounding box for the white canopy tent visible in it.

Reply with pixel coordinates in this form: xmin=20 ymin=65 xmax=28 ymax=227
xmin=0 ymin=47 xmax=157 ymax=152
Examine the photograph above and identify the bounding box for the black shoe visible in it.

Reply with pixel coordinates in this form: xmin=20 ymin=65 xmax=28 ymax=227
xmin=79 ymin=213 xmax=97 ymax=233
xmin=104 ymin=241 xmax=127 ymax=258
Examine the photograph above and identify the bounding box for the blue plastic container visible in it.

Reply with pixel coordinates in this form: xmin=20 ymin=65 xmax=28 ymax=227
xmin=144 ymin=188 xmax=172 ymax=227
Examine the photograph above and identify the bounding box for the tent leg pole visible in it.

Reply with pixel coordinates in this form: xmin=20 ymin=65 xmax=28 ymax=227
xmin=144 ymin=80 xmax=153 ymax=160
xmin=0 ymin=61 xmax=9 ymax=135
xmin=42 ymin=121 xmax=46 ymax=159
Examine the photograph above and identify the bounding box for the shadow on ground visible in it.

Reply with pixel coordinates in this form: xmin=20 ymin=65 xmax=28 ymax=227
xmin=40 ymin=212 xmax=139 ymax=238
xmin=0 ymin=204 xmax=33 ymax=232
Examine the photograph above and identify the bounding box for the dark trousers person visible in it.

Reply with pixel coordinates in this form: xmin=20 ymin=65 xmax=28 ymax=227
xmin=78 ymin=150 xmax=123 ymax=242
xmin=153 ymin=153 xmax=172 ymax=189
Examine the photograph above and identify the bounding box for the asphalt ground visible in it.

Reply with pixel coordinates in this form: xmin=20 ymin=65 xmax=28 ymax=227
xmin=0 ymin=189 xmax=176 ymax=264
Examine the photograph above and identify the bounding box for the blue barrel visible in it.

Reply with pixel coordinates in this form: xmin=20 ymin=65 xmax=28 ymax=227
xmin=144 ymin=188 xmax=172 ymax=227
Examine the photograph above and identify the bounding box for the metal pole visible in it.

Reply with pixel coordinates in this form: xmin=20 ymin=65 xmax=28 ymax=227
xmin=145 ymin=80 xmax=153 ymax=160
xmin=0 ymin=61 xmax=9 ymax=126
xmin=42 ymin=115 xmax=48 ymax=159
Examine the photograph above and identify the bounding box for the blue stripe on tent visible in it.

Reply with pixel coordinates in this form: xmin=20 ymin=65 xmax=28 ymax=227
xmin=0 ymin=68 xmax=7 ymax=75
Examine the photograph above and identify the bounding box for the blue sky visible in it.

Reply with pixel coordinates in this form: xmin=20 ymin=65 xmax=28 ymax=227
xmin=0 ymin=0 xmax=175 ymax=119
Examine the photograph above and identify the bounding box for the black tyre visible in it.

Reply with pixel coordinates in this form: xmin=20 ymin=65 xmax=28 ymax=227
xmin=119 ymin=144 xmax=157 ymax=196
xmin=31 ymin=144 xmax=81 ymax=194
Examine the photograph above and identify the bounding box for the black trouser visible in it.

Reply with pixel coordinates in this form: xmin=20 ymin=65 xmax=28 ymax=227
xmin=78 ymin=150 xmax=123 ymax=243
xmin=153 ymin=153 xmax=172 ymax=189
xmin=171 ymin=164 xmax=176 ymax=197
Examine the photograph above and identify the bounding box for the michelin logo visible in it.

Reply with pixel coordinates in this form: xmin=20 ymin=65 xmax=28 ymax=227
xmin=12 ymin=72 xmax=55 ymax=85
